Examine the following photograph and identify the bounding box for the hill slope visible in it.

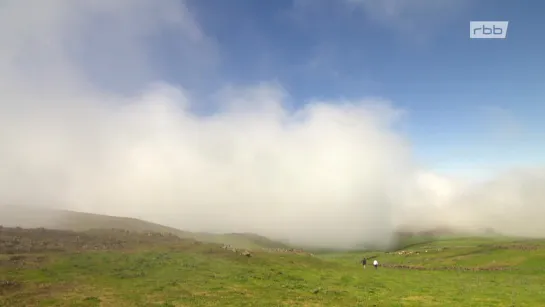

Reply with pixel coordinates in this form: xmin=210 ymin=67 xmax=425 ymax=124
xmin=0 ymin=206 xmax=289 ymax=250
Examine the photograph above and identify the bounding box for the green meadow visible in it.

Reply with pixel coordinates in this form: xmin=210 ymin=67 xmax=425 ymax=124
xmin=2 ymin=227 xmax=545 ymax=306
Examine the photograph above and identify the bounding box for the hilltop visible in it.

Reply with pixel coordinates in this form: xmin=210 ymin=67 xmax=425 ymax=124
xmin=0 ymin=206 xmax=290 ymax=250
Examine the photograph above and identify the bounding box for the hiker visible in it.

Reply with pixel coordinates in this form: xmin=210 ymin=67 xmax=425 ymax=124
xmin=361 ymin=257 xmax=367 ymax=269
xmin=373 ymin=259 xmax=378 ymax=269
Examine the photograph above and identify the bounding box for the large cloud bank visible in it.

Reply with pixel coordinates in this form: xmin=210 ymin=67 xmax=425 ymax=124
xmin=0 ymin=0 xmax=543 ymax=249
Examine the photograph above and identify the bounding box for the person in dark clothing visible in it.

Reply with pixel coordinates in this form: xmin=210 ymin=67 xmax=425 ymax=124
xmin=361 ymin=257 xmax=367 ymax=269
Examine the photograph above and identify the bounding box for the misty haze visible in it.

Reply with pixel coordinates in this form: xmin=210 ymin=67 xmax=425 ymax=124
xmin=0 ymin=0 xmax=544 ymax=251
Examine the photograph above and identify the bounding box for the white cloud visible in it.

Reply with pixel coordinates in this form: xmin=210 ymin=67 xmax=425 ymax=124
xmin=0 ymin=0 xmax=217 ymax=94
xmin=0 ymin=0 xmax=544 ymax=250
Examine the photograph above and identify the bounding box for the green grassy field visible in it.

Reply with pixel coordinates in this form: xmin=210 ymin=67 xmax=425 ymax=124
xmin=2 ymin=227 xmax=545 ymax=306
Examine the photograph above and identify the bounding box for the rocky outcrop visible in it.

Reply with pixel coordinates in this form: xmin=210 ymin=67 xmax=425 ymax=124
xmin=221 ymin=244 xmax=252 ymax=257
xmin=220 ymin=244 xmax=314 ymax=257
xmin=260 ymin=247 xmax=314 ymax=256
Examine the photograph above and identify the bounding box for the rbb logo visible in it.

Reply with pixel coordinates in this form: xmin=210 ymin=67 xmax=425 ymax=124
xmin=470 ymin=21 xmax=509 ymax=39
xmin=475 ymin=25 xmax=503 ymax=35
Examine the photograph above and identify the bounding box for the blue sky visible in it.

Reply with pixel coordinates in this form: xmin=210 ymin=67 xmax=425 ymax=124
xmin=96 ymin=0 xmax=545 ymax=179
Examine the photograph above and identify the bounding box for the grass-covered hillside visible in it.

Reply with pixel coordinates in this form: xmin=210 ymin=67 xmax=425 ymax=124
xmin=2 ymin=226 xmax=545 ymax=306
xmin=0 ymin=206 xmax=290 ymax=250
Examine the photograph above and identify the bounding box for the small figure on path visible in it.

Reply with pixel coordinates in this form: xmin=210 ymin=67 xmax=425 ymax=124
xmin=361 ymin=257 xmax=367 ymax=269
xmin=373 ymin=259 xmax=378 ymax=269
